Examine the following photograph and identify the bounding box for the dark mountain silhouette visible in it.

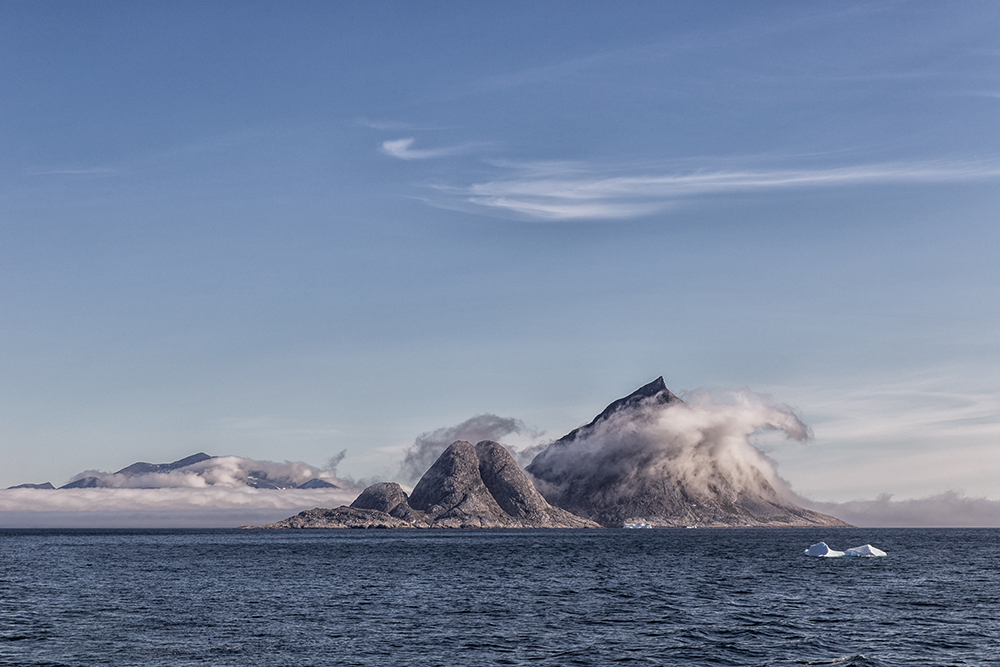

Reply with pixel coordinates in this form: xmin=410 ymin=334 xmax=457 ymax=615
xmin=297 ymin=478 xmax=340 ymax=490
xmin=61 ymin=476 xmax=103 ymax=489
xmin=114 ymin=452 xmax=214 ymax=476
xmin=6 ymin=482 xmax=55 ymax=490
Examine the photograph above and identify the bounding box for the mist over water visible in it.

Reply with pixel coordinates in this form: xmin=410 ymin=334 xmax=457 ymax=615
xmin=0 ymin=487 xmax=361 ymax=528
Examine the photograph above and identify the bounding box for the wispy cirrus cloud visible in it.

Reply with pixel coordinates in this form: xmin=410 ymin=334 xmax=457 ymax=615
xmin=765 ymin=368 xmax=1000 ymax=504
xmin=26 ymin=167 xmax=116 ymax=176
xmin=433 ymin=159 xmax=1000 ymax=221
xmin=356 ymin=118 xmax=454 ymax=131
xmin=381 ymin=137 xmax=477 ymax=160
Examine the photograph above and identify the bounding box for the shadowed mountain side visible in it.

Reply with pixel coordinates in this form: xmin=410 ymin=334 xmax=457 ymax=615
xmin=250 ymin=441 xmax=598 ymax=529
xmin=527 ymin=378 xmax=850 ymax=528
xmin=350 ymin=482 xmax=423 ymax=522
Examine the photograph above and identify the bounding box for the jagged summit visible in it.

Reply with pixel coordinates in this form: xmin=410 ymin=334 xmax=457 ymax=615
xmin=553 ymin=376 xmax=681 ymax=446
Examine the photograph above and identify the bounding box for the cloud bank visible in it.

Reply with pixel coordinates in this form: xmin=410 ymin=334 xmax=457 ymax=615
xmin=803 ymin=492 xmax=1000 ymax=528
xmin=64 ymin=455 xmax=345 ymax=490
xmin=0 ymin=454 xmax=363 ymax=528
xmin=0 ymin=487 xmax=362 ymax=528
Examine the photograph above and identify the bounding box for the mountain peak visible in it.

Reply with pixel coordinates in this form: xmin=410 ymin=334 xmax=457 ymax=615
xmin=115 ymin=452 xmax=214 ymax=477
xmin=553 ymin=376 xmax=681 ymax=446
xmin=526 ymin=377 xmax=850 ymax=528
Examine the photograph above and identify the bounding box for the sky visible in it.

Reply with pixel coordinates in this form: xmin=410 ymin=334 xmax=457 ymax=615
xmin=1 ymin=1 xmax=999 ymax=526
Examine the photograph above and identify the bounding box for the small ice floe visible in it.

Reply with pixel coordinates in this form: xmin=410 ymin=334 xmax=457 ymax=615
xmin=843 ymin=544 xmax=887 ymax=558
xmin=804 ymin=542 xmax=887 ymax=558
xmin=804 ymin=542 xmax=845 ymax=557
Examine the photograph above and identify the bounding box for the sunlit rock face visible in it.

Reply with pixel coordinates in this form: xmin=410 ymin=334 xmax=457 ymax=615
xmin=407 ymin=440 xmax=596 ymax=528
xmin=256 ymin=441 xmax=599 ymax=529
xmin=526 ymin=377 xmax=851 ymax=528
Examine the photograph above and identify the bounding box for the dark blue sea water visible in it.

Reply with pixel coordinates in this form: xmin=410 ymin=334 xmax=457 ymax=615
xmin=1 ymin=528 xmax=997 ymax=666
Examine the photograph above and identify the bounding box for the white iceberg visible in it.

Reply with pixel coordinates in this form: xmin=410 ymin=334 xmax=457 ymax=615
xmin=804 ymin=542 xmax=887 ymax=558
xmin=844 ymin=544 xmax=887 ymax=557
xmin=804 ymin=542 xmax=845 ymax=557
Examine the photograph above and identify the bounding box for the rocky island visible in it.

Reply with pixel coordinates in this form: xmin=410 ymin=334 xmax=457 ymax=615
xmin=252 ymin=377 xmax=850 ymax=529
xmin=258 ymin=440 xmax=599 ymax=528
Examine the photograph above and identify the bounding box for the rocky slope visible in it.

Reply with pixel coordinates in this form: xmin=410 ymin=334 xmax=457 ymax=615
xmin=526 ymin=377 xmax=851 ymax=528
xmin=253 ymin=440 xmax=599 ymax=529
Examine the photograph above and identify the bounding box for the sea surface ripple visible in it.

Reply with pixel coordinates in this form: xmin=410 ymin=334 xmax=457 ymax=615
xmin=1 ymin=528 xmax=997 ymax=666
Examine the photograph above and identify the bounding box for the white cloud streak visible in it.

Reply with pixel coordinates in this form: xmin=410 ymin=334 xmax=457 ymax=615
xmin=767 ymin=370 xmax=1000 ymax=503
xmin=381 ymin=137 xmax=473 ymax=160
xmin=443 ymin=159 xmax=1000 ymax=221
xmin=25 ymin=167 xmax=116 ymax=176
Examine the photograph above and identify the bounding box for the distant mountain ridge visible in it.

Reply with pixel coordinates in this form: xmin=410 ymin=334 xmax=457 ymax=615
xmin=9 ymin=453 xmax=340 ymax=490
xmin=113 ymin=452 xmax=214 ymax=477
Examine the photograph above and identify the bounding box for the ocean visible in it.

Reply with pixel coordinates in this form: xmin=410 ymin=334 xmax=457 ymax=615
xmin=1 ymin=528 xmax=997 ymax=666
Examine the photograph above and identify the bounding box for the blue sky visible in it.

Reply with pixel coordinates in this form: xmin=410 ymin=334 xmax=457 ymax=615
xmin=2 ymin=1 xmax=999 ymax=509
